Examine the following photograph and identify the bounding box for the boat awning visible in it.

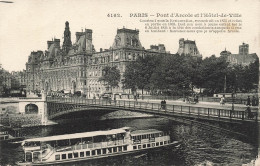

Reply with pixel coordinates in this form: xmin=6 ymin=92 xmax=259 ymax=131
xmin=24 ymin=128 xmax=128 ymax=142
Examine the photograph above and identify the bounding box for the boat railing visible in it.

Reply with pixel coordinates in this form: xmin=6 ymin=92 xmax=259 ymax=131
xmin=93 ymin=142 xmax=102 ymax=148
xmin=54 ymin=139 xmax=128 ymax=152
xmin=56 ymin=146 xmax=72 ymax=152
xmin=141 ymin=139 xmax=150 ymax=144
xmin=101 ymin=142 xmax=107 ymax=147
xmin=131 ymin=135 xmax=170 ymax=144
xmin=155 ymin=136 xmax=169 ymax=142
xmin=74 ymin=144 xmax=82 ymax=150
xmin=107 ymin=141 xmax=114 ymax=146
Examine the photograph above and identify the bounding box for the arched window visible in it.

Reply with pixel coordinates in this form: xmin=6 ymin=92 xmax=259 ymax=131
xmin=25 ymin=104 xmax=38 ymax=114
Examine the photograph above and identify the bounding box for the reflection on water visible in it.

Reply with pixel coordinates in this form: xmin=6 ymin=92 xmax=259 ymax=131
xmin=0 ymin=116 xmax=258 ymax=166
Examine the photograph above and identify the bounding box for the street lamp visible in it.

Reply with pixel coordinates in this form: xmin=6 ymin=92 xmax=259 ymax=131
xmin=183 ymin=85 xmax=185 ymax=102
xmin=88 ymin=86 xmax=90 ymax=99
xmin=232 ymin=91 xmax=234 ymax=111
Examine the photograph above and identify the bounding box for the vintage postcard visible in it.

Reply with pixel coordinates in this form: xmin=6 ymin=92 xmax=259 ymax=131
xmin=0 ymin=0 xmax=259 ymax=165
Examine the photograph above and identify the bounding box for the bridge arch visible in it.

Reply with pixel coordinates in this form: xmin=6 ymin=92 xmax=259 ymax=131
xmin=25 ymin=104 xmax=39 ymax=114
xmin=47 ymin=103 xmax=118 ymax=120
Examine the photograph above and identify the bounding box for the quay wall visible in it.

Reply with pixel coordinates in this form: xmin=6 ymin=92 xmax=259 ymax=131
xmin=0 ymin=114 xmax=42 ymax=127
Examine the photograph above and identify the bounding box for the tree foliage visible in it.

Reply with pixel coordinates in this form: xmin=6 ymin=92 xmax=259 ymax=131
xmin=123 ymin=54 xmax=259 ymax=96
xmin=98 ymin=66 xmax=120 ymax=92
xmin=122 ymin=55 xmax=159 ymax=94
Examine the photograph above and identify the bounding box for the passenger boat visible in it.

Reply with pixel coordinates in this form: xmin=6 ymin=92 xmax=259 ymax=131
xmin=17 ymin=127 xmax=178 ymax=165
xmin=0 ymin=124 xmax=24 ymax=145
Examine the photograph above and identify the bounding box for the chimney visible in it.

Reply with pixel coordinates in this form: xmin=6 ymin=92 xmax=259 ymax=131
xmin=47 ymin=41 xmax=54 ymax=49
xmin=54 ymin=39 xmax=60 ymax=48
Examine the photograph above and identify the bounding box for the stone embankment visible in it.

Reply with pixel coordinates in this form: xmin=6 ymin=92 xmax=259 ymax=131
xmin=0 ymin=114 xmax=42 ymax=127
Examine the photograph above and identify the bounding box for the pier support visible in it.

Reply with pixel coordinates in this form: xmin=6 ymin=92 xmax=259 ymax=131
xmin=41 ymin=91 xmax=48 ymax=125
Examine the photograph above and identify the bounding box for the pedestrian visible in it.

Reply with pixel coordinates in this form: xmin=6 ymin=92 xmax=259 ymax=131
xmin=195 ymin=94 xmax=199 ymax=103
xmin=252 ymin=96 xmax=256 ymax=106
xmin=114 ymin=95 xmax=117 ymax=104
xmin=245 ymin=106 xmax=252 ymax=119
xmin=220 ymin=96 xmax=224 ymax=105
xmin=164 ymin=100 xmax=167 ymax=110
xmin=246 ymin=96 xmax=251 ymax=106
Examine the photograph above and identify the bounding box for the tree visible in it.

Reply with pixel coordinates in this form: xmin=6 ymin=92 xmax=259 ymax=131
xmin=98 ymin=66 xmax=120 ymax=93
xmin=245 ymin=59 xmax=259 ymax=92
xmin=149 ymin=54 xmax=202 ymax=96
xmin=0 ymin=64 xmax=3 ymax=88
xmin=123 ymin=55 xmax=159 ymax=98
xmin=199 ymin=55 xmax=229 ymax=95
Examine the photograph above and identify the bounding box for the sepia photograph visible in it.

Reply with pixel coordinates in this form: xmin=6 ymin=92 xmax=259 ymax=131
xmin=0 ymin=0 xmax=259 ymax=165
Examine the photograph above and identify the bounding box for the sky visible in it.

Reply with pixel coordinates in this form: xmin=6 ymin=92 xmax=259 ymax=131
xmin=0 ymin=0 xmax=259 ymax=72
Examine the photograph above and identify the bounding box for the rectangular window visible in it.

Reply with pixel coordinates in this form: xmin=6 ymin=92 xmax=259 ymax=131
xmin=160 ymin=142 xmax=163 ymax=146
xmin=97 ymin=149 xmax=101 ymax=155
xmin=164 ymin=141 xmax=168 ymax=144
xmin=74 ymin=152 xmax=78 ymax=158
xmin=152 ymin=143 xmax=155 ymax=147
xmin=123 ymin=145 xmax=127 ymax=151
xmin=133 ymin=145 xmax=137 ymax=150
xmin=62 ymin=154 xmax=66 ymax=160
xmin=68 ymin=153 xmax=73 ymax=159
xmin=86 ymin=151 xmax=90 ymax=156
xmin=147 ymin=144 xmax=151 ymax=148
xmin=55 ymin=154 xmax=60 ymax=160
xmin=102 ymin=148 xmax=106 ymax=154
xmin=138 ymin=145 xmax=141 ymax=149
xmin=156 ymin=142 xmax=159 ymax=146
xmin=118 ymin=146 xmax=122 ymax=152
xmin=80 ymin=152 xmax=84 ymax=157
xmin=107 ymin=148 xmax=112 ymax=153
xmin=92 ymin=150 xmax=96 ymax=156
xmin=143 ymin=144 xmax=146 ymax=148
xmin=113 ymin=147 xmax=117 ymax=153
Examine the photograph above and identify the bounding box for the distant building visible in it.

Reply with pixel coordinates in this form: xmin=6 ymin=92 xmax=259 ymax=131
xmin=1 ymin=70 xmax=12 ymax=89
xmin=221 ymin=43 xmax=258 ymax=66
xmin=25 ymin=22 xmax=174 ymax=98
xmin=177 ymin=38 xmax=202 ymax=58
xmin=147 ymin=44 xmax=169 ymax=53
xmin=11 ymin=70 xmax=27 ymax=88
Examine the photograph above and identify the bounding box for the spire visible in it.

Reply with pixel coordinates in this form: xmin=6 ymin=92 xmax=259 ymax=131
xmin=63 ymin=21 xmax=72 ymax=53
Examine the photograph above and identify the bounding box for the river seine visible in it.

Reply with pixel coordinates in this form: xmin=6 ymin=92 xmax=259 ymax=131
xmin=0 ymin=113 xmax=258 ymax=166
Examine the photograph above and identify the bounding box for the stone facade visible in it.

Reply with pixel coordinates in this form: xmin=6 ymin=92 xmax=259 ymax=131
xmin=220 ymin=43 xmax=258 ymax=66
xmin=177 ymin=38 xmax=202 ymax=58
xmin=25 ymin=22 xmax=172 ymax=98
